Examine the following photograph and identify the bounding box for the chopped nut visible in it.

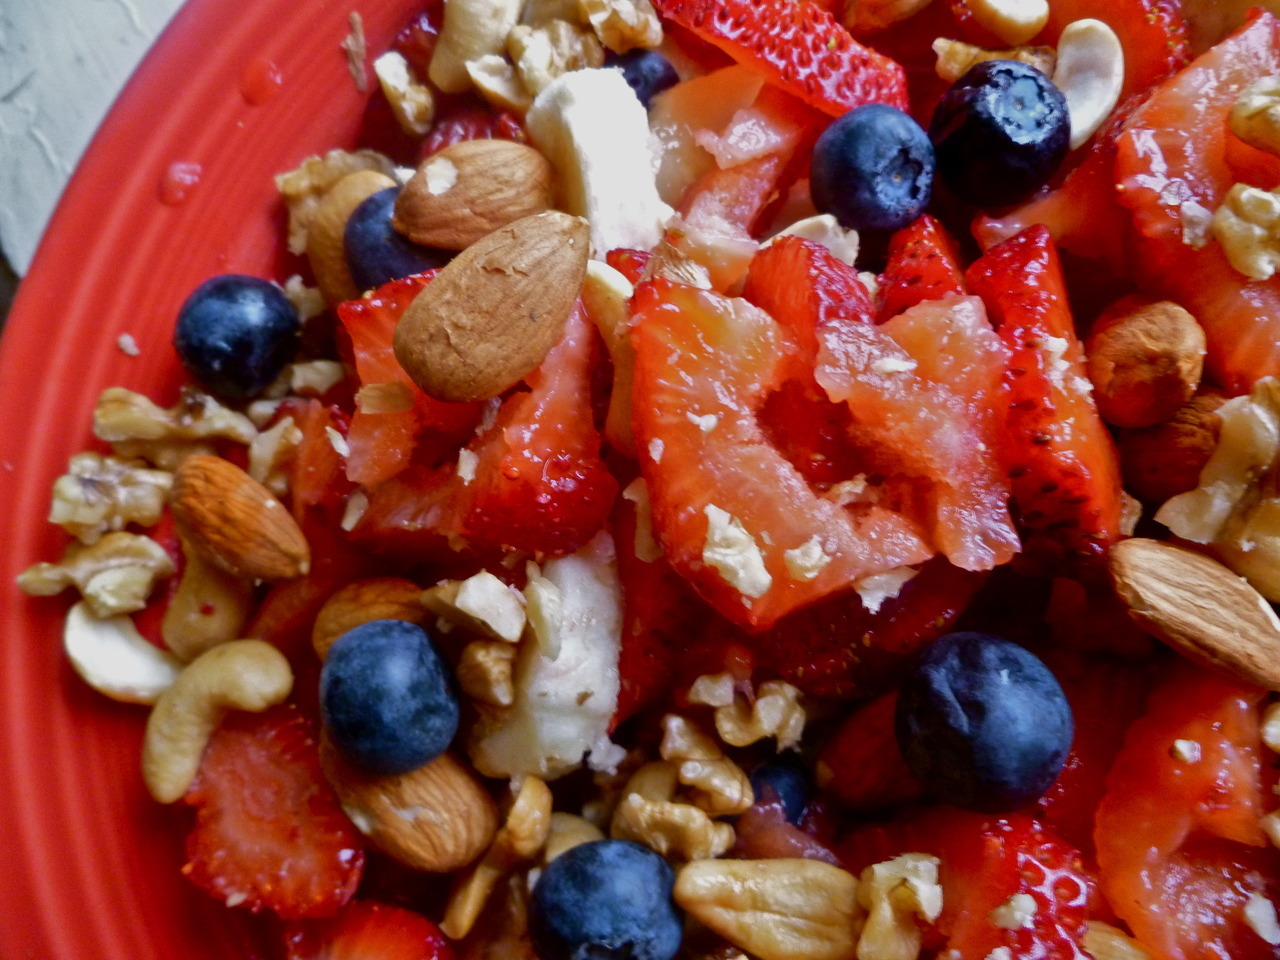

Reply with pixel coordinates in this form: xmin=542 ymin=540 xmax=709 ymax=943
xmin=282 ymin=274 xmax=326 ymax=323
xmin=288 ymin=359 xmax=347 ymax=397
xmin=18 ymin=531 xmax=175 ymax=618
xmin=1244 ymin=893 xmax=1280 ymax=946
xmin=524 ymin=0 xmax=587 ymax=25
xmin=543 ymin=812 xmax=605 ymax=863
xmin=660 ymin=715 xmax=754 ymax=816
xmin=356 ymin=381 xmax=415 ymax=415
xmin=856 ymin=854 xmax=943 ymax=960
xmin=47 ymin=452 xmax=171 ymax=544
xmin=375 ymin=50 xmax=437 ymax=137
xmin=467 ymin=55 xmax=535 ymax=113
xmin=610 ymin=793 xmax=735 ymax=861
xmin=687 ymin=672 xmax=737 ymax=709
xmin=456 ymin=873 xmax=539 ymax=960
xmin=1083 ymin=922 xmax=1154 ymax=960
xmin=932 ymin=37 xmax=1055 ymax=84
xmin=1170 ymin=738 xmax=1202 ymax=763
xmin=577 ymin=0 xmax=662 ymax=53
xmin=509 ymin=20 xmax=605 ymax=96
xmin=1117 ymin=390 xmax=1225 ymax=504
xmin=617 ymin=760 xmax=680 ymax=803
xmin=1231 ymin=77 xmax=1280 ymax=157
xmin=246 ymin=415 xmax=303 ymax=498
xmin=342 ymin=11 xmax=368 ymax=91
xmin=422 ymin=570 xmax=527 ymax=642
xmin=842 ymin=0 xmax=935 ymax=33
xmin=430 ymin=0 xmax=525 ymax=94
xmin=702 ymin=505 xmax=772 ymax=601
xmin=964 ymin=0 xmax=1049 ymax=46
xmin=989 ymin=892 xmax=1037 ymax=930
xmin=459 ymin=640 xmax=519 ymax=707
xmin=675 ymin=858 xmax=860 ymax=960
xmin=764 ymin=214 xmax=860 ymax=267
xmin=1210 ymin=183 xmax=1280 ymax=281
xmin=94 ymin=386 xmax=257 ymax=469
xmin=275 ymin=148 xmax=398 ymax=254
xmin=714 ymin=680 xmax=805 ymax=751
xmin=1261 ymin=810 xmax=1280 ymax=850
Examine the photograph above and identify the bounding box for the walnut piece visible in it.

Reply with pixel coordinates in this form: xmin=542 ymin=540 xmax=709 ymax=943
xmin=19 ymin=531 xmax=175 ymax=618
xmin=1231 ymin=77 xmax=1280 ymax=158
xmin=275 ymin=148 xmax=398 ymax=254
xmin=843 ymin=0 xmax=935 ymax=33
xmin=247 ymin=415 xmax=304 ymax=498
xmin=48 ymin=452 xmax=171 ymax=544
xmin=508 ymin=20 xmax=605 ymax=97
xmin=856 ymin=854 xmax=943 ymax=960
xmin=715 ymin=679 xmax=806 ymax=751
xmin=542 ymin=812 xmax=605 ymax=863
xmin=423 ymin=570 xmax=527 ymax=642
xmin=611 ymin=793 xmax=735 ymax=861
xmin=94 ymin=386 xmax=257 ymax=469
xmin=458 ymin=640 xmax=518 ymax=707
xmin=375 ymin=50 xmax=437 ymax=137
xmin=660 ymin=714 xmax=754 ymax=816
xmin=1210 ymin=183 xmax=1280 ymax=281
xmin=577 ymin=0 xmax=662 ymax=53
xmin=932 ymin=37 xmax=1055 ymax=84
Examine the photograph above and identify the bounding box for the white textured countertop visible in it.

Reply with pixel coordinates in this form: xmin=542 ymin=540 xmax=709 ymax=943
xmin=0 ymin=0 xmax=186 ymax=276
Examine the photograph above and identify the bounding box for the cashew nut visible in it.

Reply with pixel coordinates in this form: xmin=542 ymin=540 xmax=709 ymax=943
xmin=141 ymin=639 xmax=293 ymax=803
xmin=161 ymin=540 xmax=256 ymax=661
xmin=429 ymin=0 xmax=525 ymax=94
xmin=64 ymin=601 xmax=183 ymax=705
xmin=1051 ymin=19 xmax=1125 ymax=150
xmin=966 ymin=0 xmax=1049 ymax=46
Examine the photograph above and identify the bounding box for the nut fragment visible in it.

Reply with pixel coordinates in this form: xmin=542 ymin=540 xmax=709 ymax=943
xmin=1231 ymin=77 xmax=1280 ymax=157
xmin=63 ymin=601 xmax=183 ymax=705
xmin=964 ymin=0 xmax=1049 ymax=46
xmin=932 ymin=37 xmax=1055 ymax=84
xmin=421 ymin=570 xmax=527 ymax=642
xmin=18 ymin=531 xmax=175 ymax=618
xmin=467 ymin=55 xmax=536 ymax=113
xmin=142 ymin=640 xmax=293 ymax=802
xmin=1051 ymin=19 xmax=1125 ymax=149
xmin=543 ymin=811 xmax=605 ymax=863
xmin=47 ymin=452 xmax=171 ymax=544
xmin=578 ymin=0 xmax=662 ymax=52
xmin=675 ymin=858 xmax=860 ymax=960
xmin=660 ymin=715 xmax=754 ymax=816
xmin=508 ymin=20 xmax=605 ymax=95
xmin=94 ymin=386 xmax=257 ymax=469
xmin=322 ymin=745 xmax=499 ymax=872
xmin=161 ymin=542 xmax=255 ymax=661
xmin=713 ymin=680 xmax=806 ymax=751
xmin=582 ymin=259 xmax=638 ymax=456
xmin=843 ymin=0 xmax=935 ymax=34
xmin=169 ymin=454 xmax=310 ymax=582
xmin=1108 ymin=538 xmax=1280 ymax=689
xmin=856 ymin=854 xmax=943 ymax=960
xmin=394 ymin=140 xmax=556 ymax=251
xmin=307 ymin=169 xmax=398 ymax=304
xmin=246 ymin=414 xmax=304 ymax=497
xmin=610 ymin=792 xmax=735 ymax=861
xmin=394 ymin=211 xmax=590 ymax=402
xmin=429 ymin=0 xmax=525 ymax=93
xmin=275 ymin=148 xmax=397 ymax=254
xmin=312 ymin=577 xmax=427 ymax=658
xmin=1083 ymin=922 xmax=1154 ymax=960
xmin=1117 ymin=391 xmax=1225 ymax=504
xmin=1210 ymin=182 xmax=1280 ymax=281
xmin=1085 ymin=296 xmax=1205 ymax=428
xmin=458 ymin=640 xmax=519 ymax=707
xmin=374 ymin=50 xmax=437 ymax=137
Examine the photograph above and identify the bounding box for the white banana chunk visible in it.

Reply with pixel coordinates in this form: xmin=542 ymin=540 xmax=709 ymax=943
xmin=526 ymin=68 xmax=672 ymax=255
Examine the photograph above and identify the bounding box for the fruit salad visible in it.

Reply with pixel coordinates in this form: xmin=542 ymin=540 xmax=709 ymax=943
xmin=17 ymin=0 xmax=1280 ymax=958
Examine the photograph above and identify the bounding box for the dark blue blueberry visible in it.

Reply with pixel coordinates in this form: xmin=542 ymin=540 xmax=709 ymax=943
xmin=344 ymin=186 xmax=450 ymax=292
xmin=810 ymin=103 xmax=935 ymax=232
xmin=530 ymin=839 xmax=682 ymax=960
xmin=749 ymin=758 xmax=810 ymax=825
xmin=320 ymin=619 xmax=459 ymax=776
xmin=929 ymin=60 xmax=1070 ymax=208
xmin=895 ymin=631 xmax=1073 ymax=813
xmin=173 ymin=274 xmax=299 ymax=400
xmin=609 ymin=49 xmax=679 ymax=108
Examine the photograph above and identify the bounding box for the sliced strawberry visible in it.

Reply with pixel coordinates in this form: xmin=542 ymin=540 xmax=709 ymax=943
xmin=816 ymin=691 xmax=923 ymax=810
xmin=840 ymin=810 xmax=1094 ymax=960
xmin=1095 ymin=665 xmax=1280 ymax=960
xmin=285 ymin=900 xmax=455 ymax=960
xmin=651 ymin=0 xmax=909 ymax=116
xmin=604 ymin=248 xmax=652 ymax=286
xmin=1113 ymin=12 xmax=1280 ymax=392
xmin=1039 ymin=0 xmax=1190 ymax=99
xmin=966 ymin=225 xmax=1123 ymax=564
xmin=418 ymin=96 xmax=526 ymax=160
xmin=272 ymin=399 xmax=356 ymax=522
xmin=182 ymin=705 xmax=363 ymax=919
xmin=876 ymin=214 xmax=968 ymax=322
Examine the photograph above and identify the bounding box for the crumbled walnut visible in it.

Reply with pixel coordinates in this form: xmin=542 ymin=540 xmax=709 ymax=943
xmin=457 ymin=873 xmax=539 ymax=960
xmin=1231 ymin=77 xmax=1280 ymax=157
xmin=459 ymin=640 xmax=518 ymax=707
xmin=467 ymin=55 xmax=535 ymax=113
xmin=375 ymin=50 xmax=437 ymax=137
xmin=18 ymin=531 xmax=175 ymax=618
xmin=288 ymin=360 xmax=347 ymax=397
xmin=577 ymin=0 xmax=662 ymax=53
xmin=275 ymin=148 xmax=398 ymax=254
xmin=47 ymin=452 xmax=171 ymax=544
xmin=856 ymin=854 xmax=943 ymax=960
xmin=932 ymin=37 xmax=1056 ymax=85
xmin=282 ymin=274 xmax=326 ymax=322
xmin=714 ymin=680 xmax=805 ymax=751
xmin=356 ymin=381 xmax=415 ymax=414
xmin=508 ymin=20 xmax=605 ymax=96
xmin=542 ymin=812 xmax=605 ymax=863
xmin=94 ymin=386 xmax=257 ymax=469
xmin=687 ymin=672 xmax=737 ymax=709
xmin=1211 ymin=183 xmax=1280 ymax=281
xmin=611 ymin=793 xmax=735 ymax=861
xmin=246 ymin=415 xmax=303 ymax=498
xmin=422 ymin=570 xmax=527 ymax=642
xmin=660 ymin=715 xmax=754 ymax=816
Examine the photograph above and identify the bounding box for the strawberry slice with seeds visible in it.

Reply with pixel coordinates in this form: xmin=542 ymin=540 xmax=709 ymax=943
xmin=285 ymin=900 xmax=456 ymax=960
xmin=651 ymin=0 xmax=908 ymax=116
xmin=182 ymin=705 xmax=364 ymax=919
xmin=876 ymin=213 xmax=968 ymax=323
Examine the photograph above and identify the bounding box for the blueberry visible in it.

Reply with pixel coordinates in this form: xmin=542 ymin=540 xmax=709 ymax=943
xmin=609 ymin=49 xmax=679 ymax=108
xmin=173 ymin=274 xmax=299 ymax=400
xmin=530 ymin=839 xmax=682 ymax=960
xmin=929 ymin=60 xmax=1070 ymax=208
xmin=810 ymin=103 xmax=935 ymax=233
xmin=749 ymin=758 xmax=810 ymax=824
xmin=320 ymin=619 xmax=459 ymax=775
xmin=895 ymin=631 xmax=1073 ymax=812
xmin=344 ymin=186 xmax=450 ymax=292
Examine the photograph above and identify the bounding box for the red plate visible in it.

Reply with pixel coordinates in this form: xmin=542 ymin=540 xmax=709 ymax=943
xmin=0 ymin=0 xmax=413 ymax=955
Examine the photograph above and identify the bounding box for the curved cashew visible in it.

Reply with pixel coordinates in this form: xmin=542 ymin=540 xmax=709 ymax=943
xmin=967 ymin=0 xmax=1049 ymax=46
xmin=1052 ymin=19 xmax=1125 ymax=150
xmin=429 ymin=0 xmax=524 ymax=94
xmin=161 ymin=540 xmax=255 ymax=661
xmin=142 ymin=639 xmax=293 ymax=803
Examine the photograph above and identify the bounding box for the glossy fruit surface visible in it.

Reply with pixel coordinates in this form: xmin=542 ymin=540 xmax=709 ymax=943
xmin=320 ymin=620 xmax=459 ymax=775
xmin=285 ymin=900 xmax=455 ymax=960
xmin=876 ymin=213 xmax=967 ymax=321
xmin=810 ymin=103 xmax=934 ymax=232
xmin=530 ymin=840 xmax=682 ymax=960
xmin=611 ymin=49 xmax=680 ymax=108
xmin=173 ymin=273 xmax=299 ymax=399
xmin=930 ymin=60 xmax=1069 ymax=208
xmin=344 ymin=187 xmax=449 ymax=292
xmin=748 ymin=758 xmax=810 ymax=825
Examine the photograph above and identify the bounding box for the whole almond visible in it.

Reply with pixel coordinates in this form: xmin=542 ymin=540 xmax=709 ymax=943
xmin=321 ymin=743 xmax=498 ymax=872
xmin=393 ymin=140 xmax=556 ymax=251
xmin=169 ymin=455 xmax=310 ymax=582
xmin=312 ymin=577 xmax=427 ymax=658
xmin=1109 ymin=537 xmax=1280 ymax=688
xmin=393 ymin=210 xmax=589 ymax=402
xmin=308 ymin=169 xmax=398 ymax=305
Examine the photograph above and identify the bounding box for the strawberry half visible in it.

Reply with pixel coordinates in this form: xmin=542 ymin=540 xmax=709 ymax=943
xmin=182 ymin=705 xmax=364 ymax=919
xmin=816 ymin=691 xmax=923 ymax=811
xmin=651 ymin=0 xmax=908 ymax=116
xmin=285 ymin=900 xmax=456 ymax=960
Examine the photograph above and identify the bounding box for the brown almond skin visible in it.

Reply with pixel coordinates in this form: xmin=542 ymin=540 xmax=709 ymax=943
xmin=312 ymin=577 xmax=427 ymax=659
xmin=1109 ymin=538 xmax=1280 ymax=688
xmin=308 ymin=169 xmax=397 ymax=305
xmin=1117 ymin=390 xmax=1225 ymax=504
xmin=393 ymin=210 xmax=590 ymax=402
xmin=169 ymin=455 xmax=310 ymax=582
xmin=393 ymin=139 xmax=556 ymax=251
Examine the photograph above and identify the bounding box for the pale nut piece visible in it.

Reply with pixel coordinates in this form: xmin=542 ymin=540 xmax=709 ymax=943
xmin=1210 ymin=182 xmax=1280 ymax=281
xmin=543 ymin=811 xmax=605 ymax=863
xmin=674 ymin=858 xmax=860 ymax=960
xmin=1108 ymin=538 xmax=1280 ymax=689
xmin=322 ymin=743 xmax=499 ymax=872
xmin=17 ymin=531 xmax=175 ymax=618
xmin=1083 ymin=922 xmax=1155 ymax=960
xmin=374 ymin=50 xmax=436 ymax=138
xmin=312 ymin=577 xmax=427 ymax=659
xmin=64 ymin=601 xmax=182 ymax=705
xmin=843 ymin=0 xmax=934 ymax=34
xmin=1117 ymin=391 xmax=1225 ymax=504
xmin=963 ymin=0 xmax=1049 ymax=46
xmin=307 ymin=169 xmax=397 ymax=304
xmin=1231 ymin=77 xmax=1280 ymax=157
xmin=581 ymin=259 xmax=637 ymax=456
xmin=429 ymin=0 xmax=524 ymax=93
xmin=393 ymin=211 xmax=590 ymax=402
xmin=932 ymin=37 xmax=1056 ymax=85
xmin=1085 ymin=296 xmax=1206 ymax=428
xmin=421 ymin=569 xmax=527 ymax=642
xmin=1051 ymin=19 xmax=1125 ymax=150
xmin=169 ymin=454 xmax=310 ymax=582
xmin=394 ymin=140 xmax=556 ymax=251
xmin=142 ymin=639 xmax=293 ymax=803
xmin=161 ymin=541 xmax=256 ymax=662
xmin=578 ymin=0 xmax=662 ymax=54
